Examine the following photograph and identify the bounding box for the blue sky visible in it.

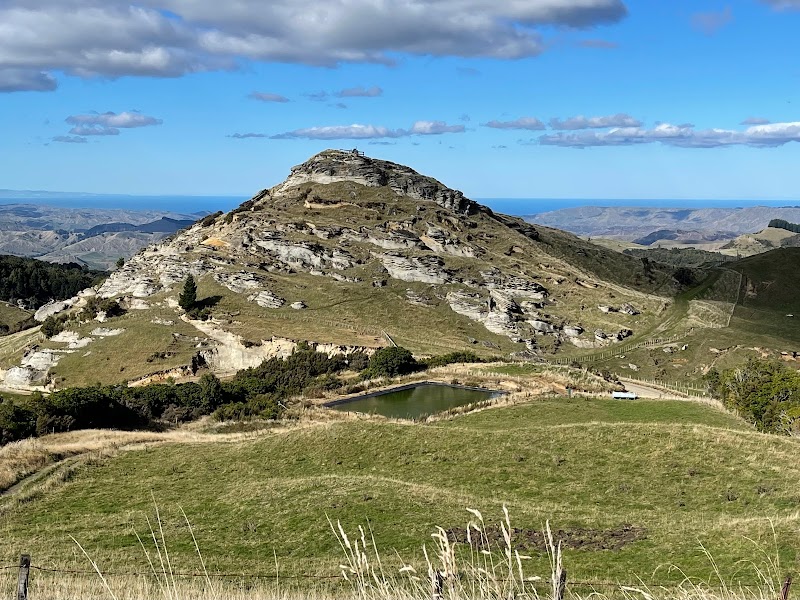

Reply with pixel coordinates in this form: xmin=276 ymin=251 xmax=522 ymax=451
xmin=2 ymin=0 xmax=800 ymax=200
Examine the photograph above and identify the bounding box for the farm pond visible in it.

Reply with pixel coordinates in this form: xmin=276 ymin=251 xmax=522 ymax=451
xmin=325 ymin=382 xmax=503 ymax=419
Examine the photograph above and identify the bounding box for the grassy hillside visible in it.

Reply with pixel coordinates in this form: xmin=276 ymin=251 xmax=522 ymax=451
xmin=1 ymin=396 xmax=796 ymax=591
xmin=732 ymin=247 xmax=800 ymax=313
xmin=565 ymin=248 xmax=800 ymax=385
xmin=703 ymin=247 xmax=800 ymax=345
xmin=0 ymin=301 xmax=32 ymax=334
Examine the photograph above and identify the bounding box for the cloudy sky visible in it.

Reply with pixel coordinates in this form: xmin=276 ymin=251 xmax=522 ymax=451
xmin=2 ymin=0 xmax=800 ymax=199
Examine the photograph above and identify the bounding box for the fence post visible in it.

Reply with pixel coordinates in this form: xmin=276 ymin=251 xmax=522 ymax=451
xmin=556 ymin=569 xmax=567 ymax=600
xmin=431 ymin=569 xmax=444 ymax=600
xmin=17 ymin=554 xmax=30 ymax=600
xmin=780 ymin=575 xmax=792 ymax=600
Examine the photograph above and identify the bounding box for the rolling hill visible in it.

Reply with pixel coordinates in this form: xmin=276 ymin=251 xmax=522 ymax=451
xmin=0 ymin=386 xmax=797 ymax=595
xmin=0 ymin=204 xmax=200 ymax=269
xmin=527 ymin=206 xmax=800 ymax=248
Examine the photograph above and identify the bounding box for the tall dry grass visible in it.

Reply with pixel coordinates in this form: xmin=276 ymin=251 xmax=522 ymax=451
xmin=2 ymin=503 xmax=786 ymax=600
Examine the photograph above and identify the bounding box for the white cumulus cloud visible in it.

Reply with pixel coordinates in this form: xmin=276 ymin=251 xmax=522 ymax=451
xmin=549 ymin=113 xmax=642 ymax=130
xmin=538 ymin=121 xmax=800 ymax=148
xmin=265 ymin=120 xmax=465 ymax=140
xmin=65 ymin=111 xmax=163 ymax=128
xmin=0 ymin=0 xmax=628 ymax=91
xmin=484 ymin=117 xmax=546 ymax=130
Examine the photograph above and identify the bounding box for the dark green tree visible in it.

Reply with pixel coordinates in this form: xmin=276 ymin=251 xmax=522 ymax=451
xmin=115 ymin=257 xmax=125 ymax=269
xmin=199 ymin=373 xmax=225 ymax=413
xmin=364 ymin=346 xmax=419 ymax=378
xmin=179 ymin=275 xmax=197 ymax=311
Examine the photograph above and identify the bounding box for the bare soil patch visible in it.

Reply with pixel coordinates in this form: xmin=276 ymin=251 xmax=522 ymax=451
xmin=446 ymin=524 xmax=647 ymax=551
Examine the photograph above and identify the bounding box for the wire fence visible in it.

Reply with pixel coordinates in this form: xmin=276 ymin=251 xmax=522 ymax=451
xmin=0 ymin=561 xmax=789 ymax=589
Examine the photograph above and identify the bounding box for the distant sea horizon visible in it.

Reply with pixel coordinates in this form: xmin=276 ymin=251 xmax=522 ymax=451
xmin=1 ymin=195 xmax=799 ymax=217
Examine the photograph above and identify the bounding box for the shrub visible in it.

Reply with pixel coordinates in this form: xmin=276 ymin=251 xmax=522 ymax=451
xmin=41 ymin=314 xmax=68 ymax=338
xmin=0 ymin=397 xmax=36 ymax=445
xmin=187 ymin=306 xmax=211 ymax=321
xmin=363 ymin=346 xmax=420 ymax=378
xmin=200 ymin=211 xmax=223 ymax=227
xmin=424 ymin=351 xmax=485 ymax=369
xmin=81 ymin=297 xmax=125 ymax=320
xmin=706 ymin=359 xmax=800 ymax=434
xmin=345 ymin=351 xmax=370 ymax=371
xmin=1 ymin=346 xmax=356 ymax=445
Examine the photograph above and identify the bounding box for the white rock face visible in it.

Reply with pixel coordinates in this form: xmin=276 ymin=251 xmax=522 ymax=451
xmin=91 ymin=328 xmax=124 ymax=337
xmin=22 ymin=349 xmax=67 ymax=370
xmin=291 ymin=301 xmax=307 ymax=310
xmin=446 ymin=290 xmax=520 ymax=339
xmin=255 ymin=238 xmax=354 ymax=271
xmin=249 ymin=291 xmax=285 ymax=308
xmin=480 ymin=270 xmax=548 ymax=301
xmin=446 ymin=291 xmax=485 ymax=321
xmin=51 ymin=331 xmax=80 ymax=344
xmin=378 ymin=253 xmax=449 ymax=284
xmin=128 ymin=299 xmax=151 ymax=310
xmin=274 ymin=150 xmax=479 ymax=215
xmin=98 ymin=272 xmax=159 ymax=299
xmin=98 ymin=249 xmax=211 ymax=299
xmin=420 ymin=226 xmax=476 ymax=257
xmin=4 ymin=366 xmax=46 ymax=386
xmin=529 ymin=320 xmax=557 ymax=334
xmin=214 ymin=271 xmax=264 ymax=294
xmin=568 ymin=337 xmax=604 ymax=349
xmin=34 ymin=299 xmax=75 ymax=322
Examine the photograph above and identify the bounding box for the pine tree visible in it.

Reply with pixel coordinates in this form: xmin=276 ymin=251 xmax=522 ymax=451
xmin=179 ymin=275 xmax=197 ymax=311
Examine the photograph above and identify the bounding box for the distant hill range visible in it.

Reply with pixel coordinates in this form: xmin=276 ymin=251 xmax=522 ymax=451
xmin=0 ymin=204 xmax=200 ymax=269
xmin=526 ymin=206 xmax=800 ymax=246
xmin=83 ymin=217 xmax=196 ymax=236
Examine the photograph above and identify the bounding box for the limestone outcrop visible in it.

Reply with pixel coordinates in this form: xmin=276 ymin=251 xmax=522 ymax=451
xmin=275 ymin=149 xmax=483 ymax=215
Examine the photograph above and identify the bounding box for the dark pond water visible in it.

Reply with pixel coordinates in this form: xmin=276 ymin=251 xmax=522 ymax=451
xmin=327 ymin=383 xmax=502 ymax=419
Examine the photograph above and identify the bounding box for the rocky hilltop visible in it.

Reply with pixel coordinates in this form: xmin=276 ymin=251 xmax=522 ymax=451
xmin=1 ymin=150 xmax=681 ymax=390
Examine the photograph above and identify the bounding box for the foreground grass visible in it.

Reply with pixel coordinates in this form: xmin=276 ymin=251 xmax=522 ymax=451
xmin=0 ymin=396 xmax=797 ymax=591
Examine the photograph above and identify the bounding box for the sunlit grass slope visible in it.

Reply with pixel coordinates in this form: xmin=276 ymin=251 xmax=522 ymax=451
xmin=0 ymin=398 xmax=797 ymax=589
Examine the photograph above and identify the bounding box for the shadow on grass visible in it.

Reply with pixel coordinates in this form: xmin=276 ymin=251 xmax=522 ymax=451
xmin=197 ymin=295 xmax=223 ymax=310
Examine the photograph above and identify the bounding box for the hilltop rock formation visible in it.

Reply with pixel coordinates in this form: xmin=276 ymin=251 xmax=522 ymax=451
xmin=274 ymin=150 xmax=481 ymax=215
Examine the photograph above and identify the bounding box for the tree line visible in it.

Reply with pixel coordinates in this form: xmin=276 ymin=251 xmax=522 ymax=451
xmin=0 ymin=345 xmax=485 ymax=446
xmin=768 ymin=219 xmax=800 ymax=234
xmin=0 ymin=255 xmax=106 ymax=309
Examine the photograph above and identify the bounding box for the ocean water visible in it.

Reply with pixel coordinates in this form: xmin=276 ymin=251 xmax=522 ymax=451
xmin=479 ymin=198 xmax=800 ymax=216
xmin=1 ymin=195 xmax=799 ymax=217
xmin=0 ymin=195 xmax=246 ymax=216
